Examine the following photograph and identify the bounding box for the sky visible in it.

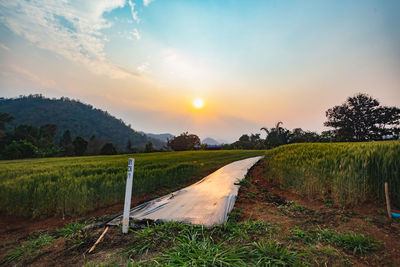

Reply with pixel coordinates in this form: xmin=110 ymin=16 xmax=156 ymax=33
xmin=0 ymin=0 xmax=399 ymax=142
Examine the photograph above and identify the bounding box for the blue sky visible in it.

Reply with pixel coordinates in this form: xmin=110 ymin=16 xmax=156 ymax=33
xmin=0 ymin=0 xmax=399 ymax=142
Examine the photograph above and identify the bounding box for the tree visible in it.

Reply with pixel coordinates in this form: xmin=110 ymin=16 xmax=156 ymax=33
xmin=0 ymin=112 xmax=13 ymax=130
xmin=60 ymin=130 xmax=74 ymax=156
xmin=39 ymin=124 xmax=58 ymax=139
xmin=261 ymin=122 xmax=291 ymax=148
xmin=100 ymin=143 xmax=117 ymax=155
xmin=289 ymin=128 xmax=319 ymax=143
xmin=324 ymin=93 xmax=400 ymax=141
xmin=144 ymin=141 xmax=154 ymax=153
xmin=126 ymin=139 xmax=133 ymax=153
xmin=72 ymin=136 xmax=88 ymax=156
xmin=2 ymin=140 xmax=38 ymax=159
xmin=60 ymin=130 xmax=72 ymax=147
xmin=167 ymin=132 xmax=201 ymax=151
xmin=12 ymin=124 xmax=40 ymax=146
xmin=38 ymin=124 xmax=58 ymax=156
xmin=0 ymin=112 xmax=13 ymax=151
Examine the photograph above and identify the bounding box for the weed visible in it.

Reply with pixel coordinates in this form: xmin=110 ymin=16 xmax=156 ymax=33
xmin=365 ymin=217 xmax=373 ymax=222
xmin=324 ymin=199 xmax=333 ymax=208
xmin=236 ymin=178 xmax=252 ymax=187
xmin=228 ymin=207 xmax=244 ymax=223
xmin=57 ymin=222 xmax=85 ymax=237
xmin=246 ymin=193 xmax=257 ymax=199
xmin=3 ymin=234 xmax=54 ymax=263
xmin=289 ymin=203 xmax=311 ymax=213
xmin=290 ymin=227 xmax=315 ymax=245
xmin=340 ymin=214 xmax=349 ymax=222
xmin=250 ymin=240 xmax=308 ymax=266
xmin=317 ymin=229 xmax=381 ymax=255
xmin=157 ymin=230 xmax=246 ymax=266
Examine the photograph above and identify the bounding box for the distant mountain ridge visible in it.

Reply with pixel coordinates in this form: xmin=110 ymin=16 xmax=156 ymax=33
xmin=202 ymin=137 xmax=220 ymax=146
xmin=0 ymin=95 xmax=164 ymax=149
xmin=139 ymin=132 xmax=174 ymax=142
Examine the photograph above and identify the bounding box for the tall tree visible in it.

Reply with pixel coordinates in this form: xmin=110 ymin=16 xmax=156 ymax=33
xmin=72 ymin=136 xmax=88 ymax=156
xmin=261 ymin=122 xmax=291 ymax=148
xmin=100 ymin=143 xmax=117 ymax=155
xmin=60 ymin=130 xmax=72 ymax=147
xmin=126 ymin=139 xmax=133 ymax=153
xmin=324 ymin=93 xmax=400 ymax=141
xmin=0 ymin=112 xmax=13 ymax=130
xmin=167 ymin=132 xmax=200 ymax=151
xmin=144 ymin=141 xmax=154 ymax=153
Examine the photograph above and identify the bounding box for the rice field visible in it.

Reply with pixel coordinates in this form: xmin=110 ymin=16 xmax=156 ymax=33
xmin=0 ymin=150 xmax=264 ymax=218
xmin=263 ymin=141 xmax=400 ymax=207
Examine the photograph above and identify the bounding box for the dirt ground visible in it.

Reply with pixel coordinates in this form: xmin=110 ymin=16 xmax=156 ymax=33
xmin=234 ymin=160 xmax=400 ymax=266
xmin=1 ymin=161 xmax=400 ymax=266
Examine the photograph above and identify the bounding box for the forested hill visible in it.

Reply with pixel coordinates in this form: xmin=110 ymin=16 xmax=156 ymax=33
xmin=0 ymin=95 xmax=164 ymax=149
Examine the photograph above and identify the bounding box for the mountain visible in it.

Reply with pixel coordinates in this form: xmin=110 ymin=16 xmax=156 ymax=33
xmin=0 ymin=95 xmax=164 ymax=149
xmin=139 ymin=132 xmax=174 ymax=142
xmin=202 ymin=137 xmax=220 ymax=146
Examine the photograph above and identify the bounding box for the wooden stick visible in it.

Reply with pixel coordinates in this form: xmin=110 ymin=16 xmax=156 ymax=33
xmin=385 ymin=182 xmax=392 ymax=219
xmin=88 ymin=227 xmax=109 ymax=254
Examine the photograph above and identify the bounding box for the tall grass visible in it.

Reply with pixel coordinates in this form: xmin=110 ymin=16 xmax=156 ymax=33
xmin=0 ymin=150 xmax=264 ymax=218
xmin=263 ymin=141 xmax=400 ymax=207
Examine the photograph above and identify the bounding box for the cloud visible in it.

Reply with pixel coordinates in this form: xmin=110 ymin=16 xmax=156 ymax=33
xmin=128 ymin=0 xmax=140 ymax=23
xmin=0 ymin=0 xmax=140 ymax=78
xmin=0 ymin=64 xmax=56 ymax=88
xmin=137 ymin=62 xmax=150 ymax=74
xmin=132 ymin=28 xmax=141 ymax=40
xmin=0 ymin=41 xmax=10 ymax=51
xmin=143 ymin=0 xmax=154 ymax=7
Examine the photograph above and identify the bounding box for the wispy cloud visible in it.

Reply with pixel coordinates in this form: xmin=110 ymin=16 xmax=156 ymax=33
xmin=0 ymin=64 xmax=56 ymax=88
xmin=137 ymin=62 xmax=150 ymax=74
xmin=0 ymin=41 xmax=10 ymax=51
xmin=0 ymin=0 xmax=139 ymax=78
xmin=128 ymin=0 xmax=140 ymax=23
xmin=143 ymin=0 xmax=154 ymax=7
xmin=132 ymin=28 xmax=141 ymax=40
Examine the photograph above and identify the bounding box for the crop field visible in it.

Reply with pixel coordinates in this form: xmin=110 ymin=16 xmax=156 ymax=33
xmin=1 ymin=143 xmax=400 ymax=266
xmin=0 ymin=150 xmax=264 ymax=218
xmin=262 ymin=141 xmax=400 ymax=207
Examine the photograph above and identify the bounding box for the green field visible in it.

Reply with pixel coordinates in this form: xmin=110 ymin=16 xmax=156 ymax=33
xmin=1 ymin=141 xmax=399 ymax=219
xmin=262 ymin=141 xmax=400 ymax=207
xmin=0 ymin=150 xmax=264 ymax=218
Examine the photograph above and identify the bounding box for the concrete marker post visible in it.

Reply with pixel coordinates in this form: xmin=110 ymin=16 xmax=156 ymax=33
xmin=122 ymin=158 xmax=135 ymax=233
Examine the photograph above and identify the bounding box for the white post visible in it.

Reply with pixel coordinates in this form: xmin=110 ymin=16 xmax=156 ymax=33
xmin=122 ymin=158 xmax=135 ymax=233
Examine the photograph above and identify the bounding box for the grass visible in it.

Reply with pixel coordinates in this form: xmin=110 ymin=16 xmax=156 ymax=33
xmin=123 ymin=221 xmax=307 ymax=266
xmin=290 ymin=226 xmax=381 ymax=255
xmin=263 ymin=141 xmax=400 ymax=207
xmin=2 ymin=234 xmax=55 ymax=264
xmin=0 ymin=150 xmax=264 ymax=218
xmin=56 ymin=222 xmax=85 ymax=237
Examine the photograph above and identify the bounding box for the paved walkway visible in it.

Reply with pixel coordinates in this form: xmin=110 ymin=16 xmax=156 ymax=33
xmin=109 ymin=156 xmax=263 ymax=226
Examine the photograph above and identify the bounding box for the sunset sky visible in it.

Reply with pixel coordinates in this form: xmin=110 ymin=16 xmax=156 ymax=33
xmin=0 ymin=0 xmax=399 ymax=142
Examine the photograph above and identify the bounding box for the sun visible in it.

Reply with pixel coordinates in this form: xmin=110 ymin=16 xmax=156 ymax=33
xmin=192 ymin=98 xmax=204 ymax=109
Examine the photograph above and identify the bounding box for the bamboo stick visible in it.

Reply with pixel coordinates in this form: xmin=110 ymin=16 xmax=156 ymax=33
xmin=385 ymin=182 xmax=392 ymax=219
xmin=88 ymin=227 xmax=109 ymax=254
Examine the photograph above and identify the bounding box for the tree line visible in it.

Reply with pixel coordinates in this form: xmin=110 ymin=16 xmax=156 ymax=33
xmin=0 ymin=93 xmax=398 ymax=158
xmin=168 ymin=93 xmax=399 ymax=151
xmin=0 ymin=115 xmax=127 ymax=159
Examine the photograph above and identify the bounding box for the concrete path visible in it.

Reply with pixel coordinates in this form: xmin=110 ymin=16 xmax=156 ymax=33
xmin=109 ymin=156 xmax=263 ymax=226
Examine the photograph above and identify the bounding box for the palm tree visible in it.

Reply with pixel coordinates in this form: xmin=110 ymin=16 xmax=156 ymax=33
xmin=260 ymin=127 xmax=270 ymax=135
